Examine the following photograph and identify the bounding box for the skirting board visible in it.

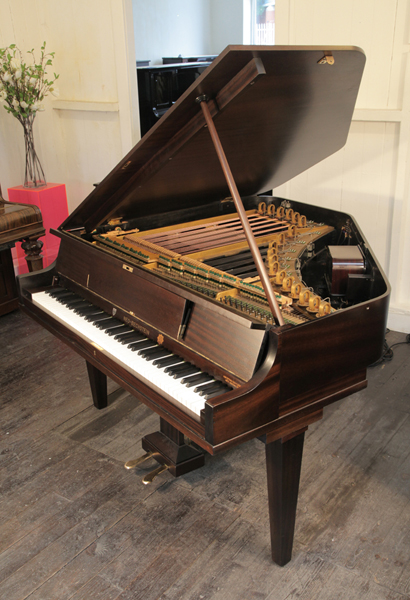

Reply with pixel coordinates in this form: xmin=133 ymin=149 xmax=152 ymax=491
xmin=387 ymin=305 xmax=410 ymax=334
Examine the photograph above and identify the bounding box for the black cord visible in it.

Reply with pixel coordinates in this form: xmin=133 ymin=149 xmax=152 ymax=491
xmin=389 ymin=333 xmax=410 ymax=350
xmin=369 ymin=330 xmax=410 ymax=367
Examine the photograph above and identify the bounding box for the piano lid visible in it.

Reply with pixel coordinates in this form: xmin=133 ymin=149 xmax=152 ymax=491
xmin=62 ymin=45 xmax=365 ymax=233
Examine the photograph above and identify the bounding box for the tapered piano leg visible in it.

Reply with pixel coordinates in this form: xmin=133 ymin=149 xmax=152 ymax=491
xmin=265 ymin=430 xmax=305 ymax=566
xmin=86 ymin=361 xmax=108 ymax=409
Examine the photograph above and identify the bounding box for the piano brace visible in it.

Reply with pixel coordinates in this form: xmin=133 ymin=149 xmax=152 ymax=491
xmin=196 ymin=95 xmax=284 ymax=326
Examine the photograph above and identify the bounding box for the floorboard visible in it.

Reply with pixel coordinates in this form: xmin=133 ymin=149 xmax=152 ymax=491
xmin=0 ymin=311 xmax=409 ymax=600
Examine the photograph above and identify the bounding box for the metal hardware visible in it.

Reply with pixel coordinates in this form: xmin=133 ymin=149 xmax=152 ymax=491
xmin=142 ymin=463 xmax=170 ymax=484
xmin=318 ymin=53 xmax=334 ymax=65
xmin=124 ymin=450 xmax=155 ymax=470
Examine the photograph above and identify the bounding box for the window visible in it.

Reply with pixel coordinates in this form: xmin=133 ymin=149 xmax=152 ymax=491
xmin=244 ymin=0 xmax=275 ymax=45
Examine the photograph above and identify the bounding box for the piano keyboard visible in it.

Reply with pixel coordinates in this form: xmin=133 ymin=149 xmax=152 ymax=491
xmin=32 ymin=289 xmax=232 ymax=417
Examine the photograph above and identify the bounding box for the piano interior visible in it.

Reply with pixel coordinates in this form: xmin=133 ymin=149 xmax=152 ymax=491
xmin=17 ymin=45 xmax=390 ymax=566
xmin=91 ymin=198 xmax=381 ymax=326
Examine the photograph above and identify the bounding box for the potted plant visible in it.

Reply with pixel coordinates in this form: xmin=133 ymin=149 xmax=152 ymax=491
xmin=0 ymin=42 xmax=59 ymax=187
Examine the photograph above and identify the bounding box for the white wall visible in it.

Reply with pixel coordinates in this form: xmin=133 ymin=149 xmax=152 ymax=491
xmin=0 ymin=0 xmax=139 ymax=213
xmin=274 ymin=0 xmax=410 ymax=333
xmin=133 ymin=0 xmax=212 ymax=65
xmin=132 ymin=0 xmax=244 ymax=65
xmin=210 ymin=0 xmax=244 ymax=54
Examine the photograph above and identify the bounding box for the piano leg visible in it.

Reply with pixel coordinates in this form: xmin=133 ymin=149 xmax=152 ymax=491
xmin=265 ymin=430 xmax=305 ymax=566
xmin=21 ymin=237 xmax=43 ymax=272
xmin=0 ymin=248 xmax=19 ymax=315
xmin=141 ymin=417 xmax=205 ymax=478
xmin=86 ymin=361 xmax=108 ymax=409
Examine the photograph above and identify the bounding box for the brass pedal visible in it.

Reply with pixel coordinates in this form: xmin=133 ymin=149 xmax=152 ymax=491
xmin=124 ymin=451 xmax=155 ymax=470
xmin=142 ymin=463 xmax=170 ymax=485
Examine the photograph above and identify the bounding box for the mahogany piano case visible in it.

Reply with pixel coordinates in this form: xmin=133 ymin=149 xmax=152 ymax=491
xmin=18 ymin=46 xmax=390 ymax=566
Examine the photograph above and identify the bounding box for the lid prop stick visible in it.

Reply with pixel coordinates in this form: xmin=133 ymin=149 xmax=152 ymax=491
xmin=196 ymin=95 xmax=285 ymax=326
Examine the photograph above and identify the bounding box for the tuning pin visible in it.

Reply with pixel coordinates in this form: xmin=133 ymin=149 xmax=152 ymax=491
xmin=267 ymin=251 xmax=278 ymax=263
xmin=281 ymin=275 xmax=294 ymax=292
xmin=276 ymin=206 xmax=285 ymax=219
xmin=275 ymin=269 xmax=287 ymax=286
xmin=142 ymin=463 xmax=170 ymax=485
xmin=287 ymin=225 xmax=297 ymax=238
xmin=268 ymin=260 xmax=279 ymax=277
xmin=298 ymin=288 xmax=310 ymax=307
xmin=124 ymin=451 xmax=155 ymax=470
xmin=290 ymin=282 xmax=302 ymax=299
xmin=258 ymin=201 xmax=267 ymax=215
xmin=307 ymin=294 xmax=320 ymax=313
xmin=318 ymin=300 xmax=332 ymax=316
xmin=267 ymin=204 xmax=276 ymax=217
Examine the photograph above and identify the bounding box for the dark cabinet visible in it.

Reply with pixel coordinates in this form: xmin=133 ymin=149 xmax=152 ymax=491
xmin=137 ymin=63 xmax=211 ymax=136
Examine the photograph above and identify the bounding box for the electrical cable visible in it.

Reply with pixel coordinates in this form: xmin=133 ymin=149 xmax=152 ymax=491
xmin=369 ymin=329 xmax=410 ymax=367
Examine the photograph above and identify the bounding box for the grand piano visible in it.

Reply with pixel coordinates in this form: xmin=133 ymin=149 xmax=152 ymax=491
xmin=18 ymin=46 xmax=390 ymax=566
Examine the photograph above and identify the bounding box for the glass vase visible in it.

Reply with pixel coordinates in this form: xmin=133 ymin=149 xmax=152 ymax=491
xmin=22 ymin=115 xmax=46 ymax=188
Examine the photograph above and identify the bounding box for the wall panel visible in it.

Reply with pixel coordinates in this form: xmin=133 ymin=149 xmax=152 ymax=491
xmin=0 ymin=0 xmax=138 ymax=213
xmin=275 ymin=0 xmax=410 ymax=332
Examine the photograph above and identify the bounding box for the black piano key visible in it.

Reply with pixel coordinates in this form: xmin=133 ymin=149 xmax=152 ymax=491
xmin=62 ymin=297 xmax=87 ymax=307
xmin=69 ymin=301 xmax=93 ymax=312
xmin=95 ymin=317 xmax=123 ymax=330
xmin=181 ymin=373 xmax=214 ymax=387
xmin=128 ymin=339 xmax=157 ymax=352
xmin=195 ymin=381 xmax=226 ymax=396
xmin=173 ymin=365 xmax=201 ymax=379
xmin=153 ymin=355 xmax=184 ymax=368
xmin=202 ymin=386 xmax=231 ymax=400
xmin=164 ymin=361 xmax=188 ymax=374
xmin=86 ymin=313 xmax=111 ymax=323
xmin=166 ymin=363 xmax=201 ymax=379
xmin=55 ymin=292 xmax=77 ymax=302
xmin=46 ymin=287 xmax=66 ymax=297
xmin=114 ymin=330 xmax=146 ymax=343
xmin=106 ymin=325 xmax=133 ymax=336
xmin=139 ymin=347 xmax=172 ymax=360
xmin=74 ymin=306 xmax=103 ymax=316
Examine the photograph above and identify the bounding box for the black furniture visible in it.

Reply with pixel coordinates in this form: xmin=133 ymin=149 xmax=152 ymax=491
xmin=137 ymin=62 xmax=212 ymax=136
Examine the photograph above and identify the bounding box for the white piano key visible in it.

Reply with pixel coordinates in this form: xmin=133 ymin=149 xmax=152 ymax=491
xmin=31 ymin=291 xmax=222 ymax=416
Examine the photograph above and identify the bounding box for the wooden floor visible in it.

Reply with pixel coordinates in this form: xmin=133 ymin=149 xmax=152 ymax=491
xmin=1 ymin=309 xmax=410 ymax=600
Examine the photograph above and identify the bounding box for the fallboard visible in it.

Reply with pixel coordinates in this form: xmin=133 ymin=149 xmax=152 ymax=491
xmin=55 ymin=234 xmax=266 ymax=381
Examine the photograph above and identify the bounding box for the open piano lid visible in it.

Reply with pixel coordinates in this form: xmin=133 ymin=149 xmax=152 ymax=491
xmin=62 ymin=45 xmax=365 ymax=234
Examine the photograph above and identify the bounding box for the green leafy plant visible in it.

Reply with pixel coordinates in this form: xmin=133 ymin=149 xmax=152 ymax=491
xmin=0 ymin=42 xmax=59 ymax=119
xmin=0 ymin=42 xmax=59 ymax=187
